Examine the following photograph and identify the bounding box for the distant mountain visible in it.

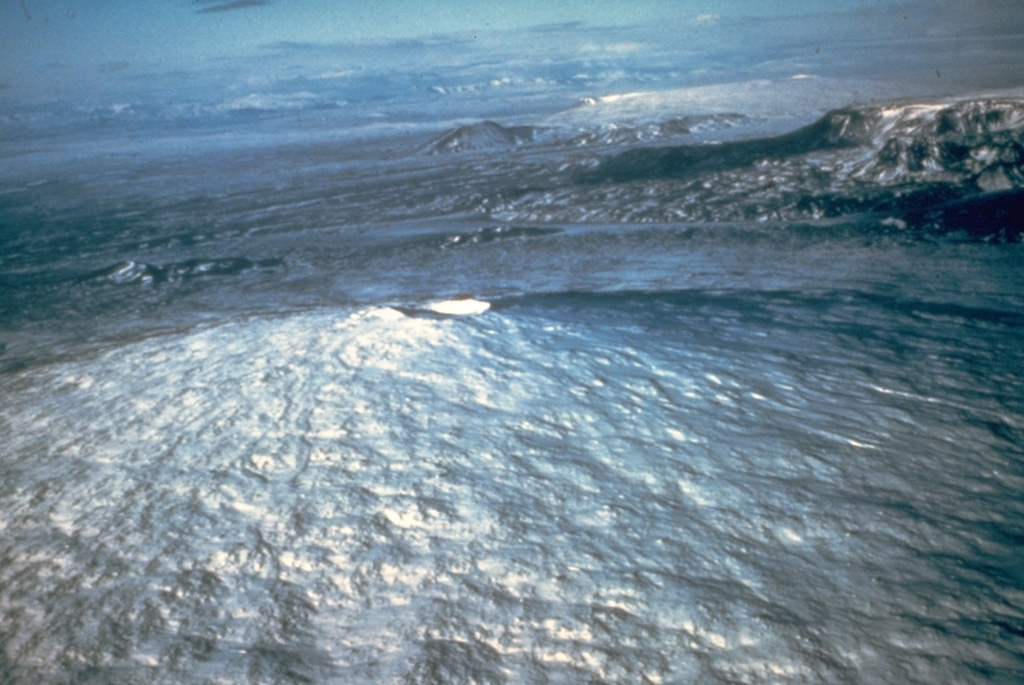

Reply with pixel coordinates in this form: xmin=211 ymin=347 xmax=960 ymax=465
xmin=486 ymin=96 xmax=1024 ymax=239
xmin=424 ymin=120 xmax=538 ymax=154
xmin=586 ymin=98 xmax=1024 ymax=188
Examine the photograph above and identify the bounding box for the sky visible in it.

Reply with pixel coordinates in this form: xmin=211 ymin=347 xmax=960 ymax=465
xmin=2 ymin=1 xmax=1023 ymax=109
xmin=2 ymin=1 xmax=881 ymax=66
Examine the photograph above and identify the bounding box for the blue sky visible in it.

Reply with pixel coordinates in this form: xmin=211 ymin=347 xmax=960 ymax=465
xmin=2 ymin=1 xmax=1022 ymax=109
xmin=2 ymin=1 xmax=878 ymax=64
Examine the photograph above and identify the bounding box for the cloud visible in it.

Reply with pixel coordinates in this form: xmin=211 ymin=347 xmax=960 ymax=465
xmin=526 ymin=22 xmax=586 ymax=34
xmin=261 ymin=40 xmax=320 ymax=52
xmin=260 ymin=34 xmax=473 ymax=54
xmin=196 ymin=1 xmax=270 ymax=14
xmin=690 ymin=14 xmax=720 ymax=26
xmin=580 ymin=42 xmax=645 ymax=55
